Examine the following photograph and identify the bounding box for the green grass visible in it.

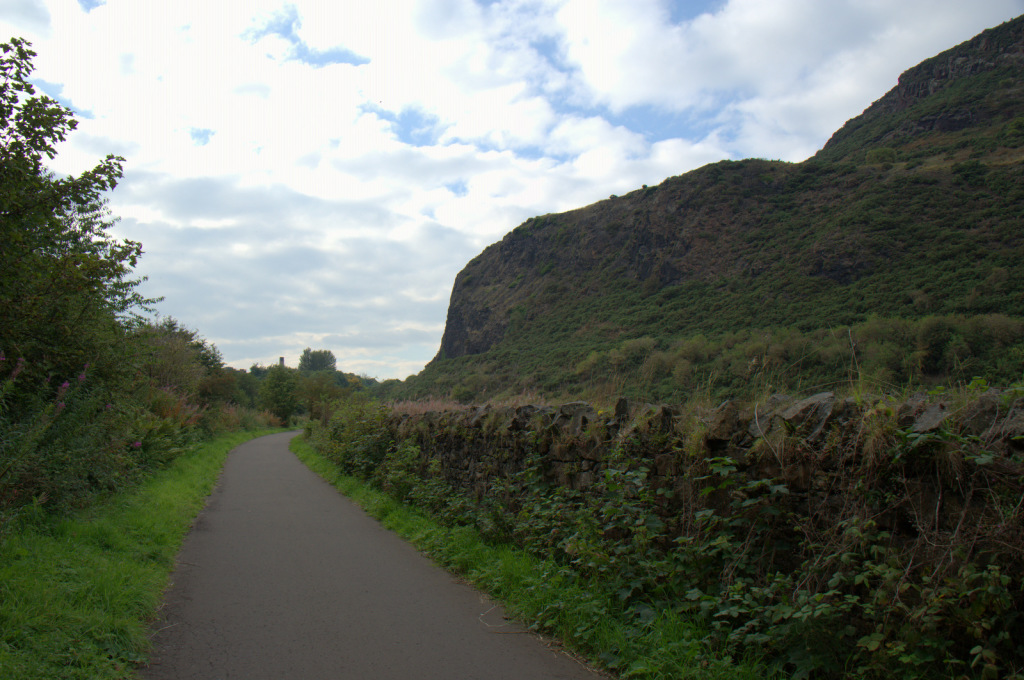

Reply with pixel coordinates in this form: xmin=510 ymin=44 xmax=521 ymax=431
xmin=289 ymin=434 xmax=770 ymax=680
xmin=0 ymin=428 xmax=284 ymax=680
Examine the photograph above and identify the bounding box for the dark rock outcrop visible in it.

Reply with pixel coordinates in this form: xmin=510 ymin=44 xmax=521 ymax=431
xmin=822 ymin=15 xmax=1024 ymax=153
xmin=431 ymin=15 xmax=1024 ymax=366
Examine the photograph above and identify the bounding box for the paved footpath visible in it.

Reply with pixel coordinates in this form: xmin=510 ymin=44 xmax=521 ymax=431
xmin=141 ymin=432 xmax=606 ymax=680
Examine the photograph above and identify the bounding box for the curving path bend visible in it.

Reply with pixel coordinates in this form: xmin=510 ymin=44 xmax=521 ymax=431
xmin=141 ymin=431 xmax=606 ymax=680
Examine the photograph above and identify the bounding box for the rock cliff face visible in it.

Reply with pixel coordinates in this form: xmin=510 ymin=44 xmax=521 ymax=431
xmin=821 ymin=15 xmax=1024 ymax=156
xmin=432 ymin=15 xmax=1024 ymax=367
xmin=436 ymin=160 xmax=794 ymax=360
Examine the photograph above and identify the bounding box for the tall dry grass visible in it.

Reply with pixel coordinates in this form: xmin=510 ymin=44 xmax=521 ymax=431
xmin=389 ymin=389 xmax=554 ymax=416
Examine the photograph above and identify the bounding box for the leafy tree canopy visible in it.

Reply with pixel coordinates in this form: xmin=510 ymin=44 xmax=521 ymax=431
xmin=0 ymin=37 xmax=150 ymax=392
xmin=298 ymin=347 xmax=336 ymax=372
xmin=258 ymin=364 xmax=299 ymax=421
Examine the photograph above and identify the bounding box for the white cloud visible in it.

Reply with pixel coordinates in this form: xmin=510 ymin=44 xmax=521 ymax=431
xmin=555 ymin=0 xmax=1024 ymax=158
xmin=0 ymin=0 xmax=51 ymax=35
xmin=3 ymin=0 xmax=1022 ymax=378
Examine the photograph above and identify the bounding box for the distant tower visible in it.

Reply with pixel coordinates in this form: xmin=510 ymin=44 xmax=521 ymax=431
xmin=279 ymin=357 xmax=285 ymax=367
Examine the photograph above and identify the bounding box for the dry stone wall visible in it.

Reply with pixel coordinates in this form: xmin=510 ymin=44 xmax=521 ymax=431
xmin=391 ymin=390 xmax=1024 ymax=533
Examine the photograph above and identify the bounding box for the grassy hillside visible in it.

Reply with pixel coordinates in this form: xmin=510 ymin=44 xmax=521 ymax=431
xmin=379 ymin=16 xmax=1024 ymax=405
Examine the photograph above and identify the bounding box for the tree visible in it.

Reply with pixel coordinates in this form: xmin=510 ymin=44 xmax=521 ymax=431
xmin=228 ymin=367 xmax=259 ymax=408
xmin=0 ymin=37 xmax=147 ymax=395
xmin=133 ymin=318 xmax=233 ymax=404
xmin=258 ymin=364 xmax=299 ymax=423
xmin=298 ymin=347 xmax=337 ymax=372
xmin=0 ymin=37 xmax=155 ymax=515
xmin=297 ymin=371 xmax=347 ymax=425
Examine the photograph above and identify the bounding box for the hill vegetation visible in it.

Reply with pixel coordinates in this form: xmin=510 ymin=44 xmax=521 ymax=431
xmin=380 ymin=15 xmax=1024 ymax=405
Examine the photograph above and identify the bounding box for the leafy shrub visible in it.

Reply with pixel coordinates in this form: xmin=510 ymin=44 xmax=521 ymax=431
xmin=308 ymin=395 xmax=392 ymax=477
xmin=865 ymin=147 xmax=897 ymax=164
xmin=952 ymin=159 xmax=990 ymax=185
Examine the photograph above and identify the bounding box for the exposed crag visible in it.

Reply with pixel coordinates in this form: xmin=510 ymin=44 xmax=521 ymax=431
xmin=413 ymin=16 xmax=1024 ymax=403
xmin=821 ymin=15 xmax=1024 ymax=157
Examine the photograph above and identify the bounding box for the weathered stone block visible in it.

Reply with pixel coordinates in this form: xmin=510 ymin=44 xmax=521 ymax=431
xmin=705 ymin=400 xmax=738 ymax=443
xmin=911 ymin=402 xmax=952 ymax=433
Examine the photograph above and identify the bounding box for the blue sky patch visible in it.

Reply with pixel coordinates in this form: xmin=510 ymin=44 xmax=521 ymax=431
xmin=444 ymin=180 xmax=468 ymax=197
xmin=667 ymin=0 xmax=726 ymax=24
xmin=529 ymin=34 xmax=566 ymax=70
xmin=77 ymin=0 xmax=105 ymax=12
xmin=364 ymin=105 xmax=447 ymax=147
xmin=604 ymin=104 xmax=717 ymax=145
xmin=32 ymin=78 xmax=95 ymax=119
xmin=189 ymin=128 xmax=215 ymax=146
xmin=291 ymin=43 xmax=370 ymax=68
xmin=247 ymin=4 xmax=369 ymax=68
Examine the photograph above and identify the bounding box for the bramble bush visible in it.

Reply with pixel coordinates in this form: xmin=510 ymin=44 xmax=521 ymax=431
xmin=305 ymin=394 xmax=392 ymax=477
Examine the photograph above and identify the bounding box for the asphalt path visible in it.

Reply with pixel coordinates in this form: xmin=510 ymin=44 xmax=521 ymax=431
xmin=141 ymin=431 xmax=606 ymax=679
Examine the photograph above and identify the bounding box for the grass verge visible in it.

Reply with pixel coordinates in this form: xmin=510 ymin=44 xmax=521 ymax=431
xmin=289 ymin=435 xmax=770 ymax=680
xmin=0 ymin=428 xmax=285 ymax=680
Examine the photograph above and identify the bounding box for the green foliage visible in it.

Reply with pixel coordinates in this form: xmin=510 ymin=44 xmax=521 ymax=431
xmin=298 ymin=347 xmax=337 ymax=372
xmin=258 ymin=364 xmax=300 ymax=423
xmin=391 ymin=310 xmax=1024 ymax=406
xmin=952 ymin=159 xmax=990 ymax=186
xmin=306 ymin=394 xmax=392 ymax=477
xmin=375 ymin=440 xmax=422 ymax=502
xmin=229 ymin=367 xmax=260 ymax=407
xmin=133 ymin=318 xmax=223 ymax=398
xmin=1 ymin=38 xmax=144 ymax=387
xmin=0 ymin=341 xmax=279 ymax=527
xmin=0 ymin=36 xmax=149 ymax=519
xmin=1 ymin=359 xmax=133 ymax=517
xmin=864 ymin=147 xmax=896 ymax=164
xmin=297 ymin=370 xmax=347 ymax=425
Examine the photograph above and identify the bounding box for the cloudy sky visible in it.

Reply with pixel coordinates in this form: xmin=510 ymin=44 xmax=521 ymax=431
xmin=3 ymin=0 xmax=1022 ymax=379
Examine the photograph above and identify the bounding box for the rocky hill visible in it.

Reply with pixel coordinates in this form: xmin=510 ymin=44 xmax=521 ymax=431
xmin=387 ymin=15 xmax=1024 ymax=404
xmin=819 ymin=15 xmax=1024 ymax=160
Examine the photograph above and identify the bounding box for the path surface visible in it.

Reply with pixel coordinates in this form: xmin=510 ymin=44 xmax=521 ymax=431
xmin=142 ymin=432 xmax=605 ymax=679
